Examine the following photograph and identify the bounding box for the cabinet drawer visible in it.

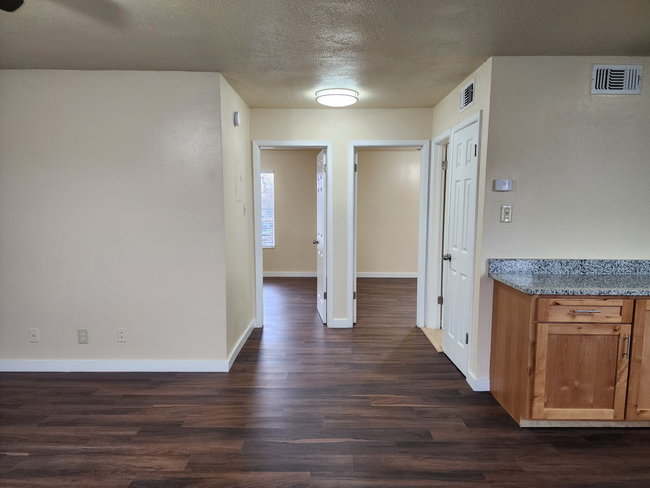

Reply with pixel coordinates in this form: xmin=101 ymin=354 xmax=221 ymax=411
xmin=537 ymin=298 xmax=634 ymax=323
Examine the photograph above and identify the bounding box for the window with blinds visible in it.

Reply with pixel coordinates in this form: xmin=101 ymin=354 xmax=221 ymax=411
xmin=261 ymin=172 xmax=275 ymax=248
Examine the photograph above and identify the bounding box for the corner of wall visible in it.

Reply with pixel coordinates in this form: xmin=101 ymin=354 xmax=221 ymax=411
xmin=430 ymin=58 xmax=494 ymax=380
xmin=219 ymin=76 xmax=256 ymax=360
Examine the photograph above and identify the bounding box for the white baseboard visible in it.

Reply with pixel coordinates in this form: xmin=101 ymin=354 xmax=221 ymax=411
xmin=227 ymin=319 xmax=255 ymax=370
xmin=328 ymin=318 xmax=353 ymax=328
xmin=0 ymin=319 xmax=256 ymax=374
xmin=263 ymin=271 xmax=316 ymax=277
xmin=467 ymin=371 xmax=490 ymax=392
xmin=357 ymin=272 xmax=417 ymax=278
xmin=0 ymin=359 xmax=229 ymax=373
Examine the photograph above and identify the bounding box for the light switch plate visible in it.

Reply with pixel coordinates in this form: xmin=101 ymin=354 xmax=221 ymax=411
xmin=500 ymin=205 xmax=513 ymax=223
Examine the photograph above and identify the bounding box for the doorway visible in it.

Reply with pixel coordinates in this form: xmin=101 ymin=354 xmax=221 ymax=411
xmin=252 ymin=141 xmax=334 ymax=328
xmin=354 ymin=147 xmax=422 ymax=325
xmin=348 ymin=140 xmax=431 ymax=328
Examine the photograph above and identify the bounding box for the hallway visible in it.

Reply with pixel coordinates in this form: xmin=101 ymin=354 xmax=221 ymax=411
xmin=1 ymin=278 xmax=650 ymax=486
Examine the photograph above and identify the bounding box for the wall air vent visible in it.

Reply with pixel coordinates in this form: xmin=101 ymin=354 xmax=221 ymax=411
xmin=460 ymin=79 xmax=475 ymax=112
xmin=591 ymin=65 xmax=642 ymax=94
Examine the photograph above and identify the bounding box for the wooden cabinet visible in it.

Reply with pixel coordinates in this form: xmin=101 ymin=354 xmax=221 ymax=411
xmin=532 ymin=322 xmax=630 ymax=420
xmin=627 ymin=300 xmax=650 ymax=420
xmin=490 ymin=282 xmax=649 ymax=425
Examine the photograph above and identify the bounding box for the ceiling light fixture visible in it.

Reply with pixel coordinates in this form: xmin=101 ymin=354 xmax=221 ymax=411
xmin=315 ymin=88 xmax=359 ymax=107
xmin=0 ymin=0 xmax=23 ymax=12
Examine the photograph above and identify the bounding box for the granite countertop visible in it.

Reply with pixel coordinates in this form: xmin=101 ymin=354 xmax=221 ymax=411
xmin=488 ymin=259 xmax=650 ymax=296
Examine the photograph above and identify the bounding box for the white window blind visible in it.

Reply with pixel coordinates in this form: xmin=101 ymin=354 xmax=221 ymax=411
xmin=261 ymin=172 xmax=275 ymax=248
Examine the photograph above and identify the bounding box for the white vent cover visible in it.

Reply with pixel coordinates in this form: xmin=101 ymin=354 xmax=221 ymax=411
xmin=591 ymin=65 xmax=642 ymax=94
xmin=460 ymin=79 xmax=475 ymax=111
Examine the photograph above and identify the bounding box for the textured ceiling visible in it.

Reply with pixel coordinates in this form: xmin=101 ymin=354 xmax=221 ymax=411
xmin=1 ymin=0 xmax=649 ymax=108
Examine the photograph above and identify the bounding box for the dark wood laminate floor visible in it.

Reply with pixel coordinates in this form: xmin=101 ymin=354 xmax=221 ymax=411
xmin=2 ymin=277 xmax=650 ymax=487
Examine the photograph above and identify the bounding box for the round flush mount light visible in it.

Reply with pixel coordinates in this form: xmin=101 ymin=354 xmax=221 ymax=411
xmin=315 ymin=88 xmax=359 ymax=107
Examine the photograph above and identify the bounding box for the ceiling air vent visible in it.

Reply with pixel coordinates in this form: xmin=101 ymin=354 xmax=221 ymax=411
xmin=591 ymin=65 xmax=642 ymax=94
xmin=460 ymin=79 xmax=475 ymax=112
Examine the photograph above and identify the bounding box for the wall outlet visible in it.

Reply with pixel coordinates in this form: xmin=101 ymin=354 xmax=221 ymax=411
xmin=117 ymin=328 xmax=126 ymax=343
xmin=78 ymin=328 xmax=89 ymax=344
xmin=29 ymin=328 xmax=40 ymax=343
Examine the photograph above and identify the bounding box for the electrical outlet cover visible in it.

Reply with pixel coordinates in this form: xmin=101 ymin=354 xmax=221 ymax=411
xmin=78 ymin=328 xmax=89 ymax=344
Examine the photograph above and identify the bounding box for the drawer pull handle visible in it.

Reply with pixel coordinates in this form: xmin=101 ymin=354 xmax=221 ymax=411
xmin=572 ymin=309 xmax=601 ymax=314
xmin=624 ymin=334 xmax=632 ymax=359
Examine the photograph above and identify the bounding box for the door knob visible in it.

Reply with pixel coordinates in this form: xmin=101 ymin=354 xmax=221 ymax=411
xmin=443 ymin=254 xmax=452 ymax=261
xmin=313 ymin=240 xmax=319 ymax=245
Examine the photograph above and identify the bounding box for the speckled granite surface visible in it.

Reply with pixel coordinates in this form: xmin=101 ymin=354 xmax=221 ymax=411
xmin=488 ymin=259 xmax=650 ymax=296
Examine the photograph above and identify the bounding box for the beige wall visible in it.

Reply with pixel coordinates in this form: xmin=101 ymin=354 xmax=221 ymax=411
xmin=431 ymin=59 xmax=493 ymax=380
xmin=261 ymin=150 xmax=319 ymax=273
xmin=475 ymin=56 xmax=650 ymax=378
xmin=357 ymin=150 xmax=420 ymax=274
xmin=432 ymin=56 xmax=650 ymax=382
xmin=219 ymin=75 xmax=256 ymax=357
xmin=251 ymin=109 xmax=433 ymax=320
xmin=0 ymin=70 xmax=228 ymax=361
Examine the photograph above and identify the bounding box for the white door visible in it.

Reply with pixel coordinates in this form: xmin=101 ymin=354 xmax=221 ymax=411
xmin=316 ymin=150 xmax=327 ymax=323
xmin=442 ymin=116 xmax=480 ymax=376
xmin=353 ymin=151 xmax=358 ymax=324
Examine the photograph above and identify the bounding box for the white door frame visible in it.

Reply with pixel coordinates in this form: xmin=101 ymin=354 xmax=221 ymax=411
xmin=252 ymin=141 xmax=334 ymax=327
xmin=347 ymin=140 xmax=431 ymax=328
xmin=425 ymin=130 xmax=451 ymax=330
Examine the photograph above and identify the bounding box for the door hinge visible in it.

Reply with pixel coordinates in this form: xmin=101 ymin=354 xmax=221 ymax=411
xmin=474 ymin=144 xmax=477 ymax=157
xmin=441 ymin=160 xmax=448 ymax=171
xmin=324 ymin=291 xmax=327 ymax=300
xmin=354 ymin=163 xmax=358 ymax=172
xmin=465 ymin=333 xmax=469 ymax=345
xmin=437 ymin=296 xmax=443 ymax=305
xmin=353 ymin=291 xmax=357 ymax=299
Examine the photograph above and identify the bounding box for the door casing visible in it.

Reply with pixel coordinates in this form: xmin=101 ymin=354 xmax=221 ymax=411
xmin=347 ymin=140 xmax=432 ymax=328
xmin=252 ymin=141 xmax=334 ymax=328
xmin=426 ymin=131 xmax=451 ymax=331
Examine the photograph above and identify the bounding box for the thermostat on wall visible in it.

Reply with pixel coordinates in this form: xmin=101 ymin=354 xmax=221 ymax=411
xmin=494 ymin=179 xmax=512 ymax=192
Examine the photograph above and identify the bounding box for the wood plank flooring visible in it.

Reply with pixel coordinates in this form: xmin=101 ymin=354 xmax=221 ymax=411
xmin=2 ymin=277 xmax=650 ymax=487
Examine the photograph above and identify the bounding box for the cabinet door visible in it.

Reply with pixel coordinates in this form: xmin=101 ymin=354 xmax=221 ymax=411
xmin=532 ymin=322 xmax=631 ymax=420
xmin=627 ymin=300 xmax=650 ymax=420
